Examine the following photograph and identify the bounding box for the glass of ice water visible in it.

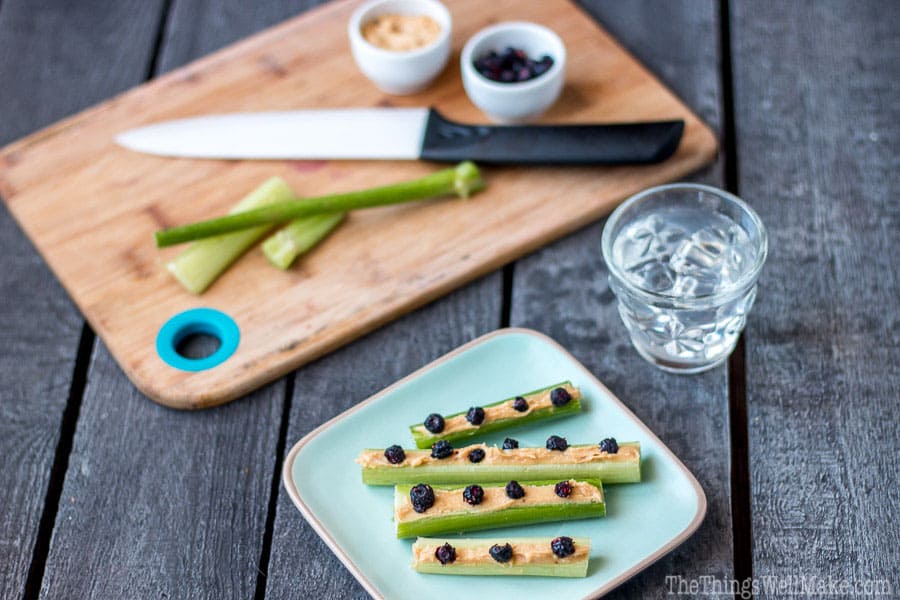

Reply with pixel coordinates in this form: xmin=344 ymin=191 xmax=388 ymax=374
xmin=601 ymin=184 xmax=767 ymax=373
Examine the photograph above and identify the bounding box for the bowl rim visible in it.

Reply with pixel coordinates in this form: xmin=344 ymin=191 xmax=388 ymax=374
xmin=461 ymin=20 xmax=567 ymax=92
xmin=348 ymin=0 xmax=452 ymax=59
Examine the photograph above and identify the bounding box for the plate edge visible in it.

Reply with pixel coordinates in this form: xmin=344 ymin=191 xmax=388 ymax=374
xmin=281 ymin=327 xmax=708 ymax=599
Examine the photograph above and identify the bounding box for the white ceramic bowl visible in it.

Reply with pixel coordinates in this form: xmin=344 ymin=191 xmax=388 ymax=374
xmin=348 ymin=0 xmax=452 ymax=95
xmin=461 ymin=21 xmax=566 ymax=122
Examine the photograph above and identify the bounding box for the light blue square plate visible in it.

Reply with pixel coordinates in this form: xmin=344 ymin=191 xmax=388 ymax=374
xmin=283 ymin=328 xmax=706 ymax=599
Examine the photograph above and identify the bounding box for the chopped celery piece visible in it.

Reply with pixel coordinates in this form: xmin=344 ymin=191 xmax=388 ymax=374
xmin=165 ymin=177 xmax=295 ymax=294
xmin=409 ymin=381 xmax=582 ymax=449
xmin=358 ymin=441 xmax=641 ymax=486
xmin=395 ymin=479 xmax=604 ymax=538
xmin=412 ymin=536 xmax=590 ymax=577
xmin=262 ymin=212 xmax=345 ymax=269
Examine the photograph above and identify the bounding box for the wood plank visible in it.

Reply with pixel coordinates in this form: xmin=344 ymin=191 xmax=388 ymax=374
xmin=730 ymin=1 xmax=899 ymax=595
xmin=510 ymin=2 xmax=734 ymax=598
xmin=0 ymin=0 xmax=717 ymax=409
xmin=33 ymin=2 xmax=325 ymax=599
xmin=0 ymin=1 xmax=166 ymax=598
xmin=264 ymin=277 xmax=502 ymax=599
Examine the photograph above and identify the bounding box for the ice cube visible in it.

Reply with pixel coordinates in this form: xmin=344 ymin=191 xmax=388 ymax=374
xmin=626 ymin=259 xmax=675 ymax=292
xmin=672 ymin=275 xmax=698 ymax=297
xmin=669 ymin=232 xmax=726 ymax=275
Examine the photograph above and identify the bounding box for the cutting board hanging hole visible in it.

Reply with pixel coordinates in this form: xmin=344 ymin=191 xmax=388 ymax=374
xmin=156 ymin=308 xmax=240 ymax=372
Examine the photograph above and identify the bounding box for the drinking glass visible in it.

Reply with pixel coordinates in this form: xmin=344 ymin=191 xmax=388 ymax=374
xmin=601 ymin=184 xmax=767 ymax=373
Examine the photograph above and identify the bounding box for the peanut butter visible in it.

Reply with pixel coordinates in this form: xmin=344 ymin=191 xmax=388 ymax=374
xmin=395 ymin=480 xmax=603 ymax=522
xmin=361 ymin=14 xmax=441 ymax=51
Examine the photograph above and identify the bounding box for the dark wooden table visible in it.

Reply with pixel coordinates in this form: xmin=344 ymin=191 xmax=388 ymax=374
xmin=1 ymin=1 xmax=896 ymax=598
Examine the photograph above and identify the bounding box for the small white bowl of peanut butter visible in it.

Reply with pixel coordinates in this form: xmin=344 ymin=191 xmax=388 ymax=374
xmin=349 ymin=0 xmax=452 ymax=95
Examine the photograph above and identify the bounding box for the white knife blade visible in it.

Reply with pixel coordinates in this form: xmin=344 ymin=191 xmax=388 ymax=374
xmin=115 ymin=108 xmax=429 ymax=160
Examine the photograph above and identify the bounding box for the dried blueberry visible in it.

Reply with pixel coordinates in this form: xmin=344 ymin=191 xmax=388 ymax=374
xmin=466 ymin=406 xmax=486 ymax=425
xmin=431 ymin=440 xmax=453 ymax=459
xmin=502 ymin=437 xmax=519 ymax=450
xmin=555 ymin=480 xmax=573 ymax=498
xmin=512 ymin=396 xmax=528 ymax=412
xmin=435 ymin=542 xmax=456 ymax=565
xmin=550 ymin=387 xmax=572 ymax=406
xmin=383 ymin=444 xmax=405 ymax=464
xmin=463 ymin=484 xmax=484 ymax=505
xmin=551 ymin=536 xmax=575 ymax=558
xmin=424 ymin=413 xmax=445 ymax=433
xmin=505 ymin=480 xmax=525 ymax=499
xmin=599 ymin=437 xmax=619 ymax=454
xmin=468 ymin=448 xmax=486 ymax=463
xmin=410 ymin=483 xmax=435 ymax=513
xmin=473 ymin=47 xmax=554 ymax=83
xmin=546 ymin=435 xmax=568 ymax=451
xmin=489 ymin=543 xmax=513 ymax=563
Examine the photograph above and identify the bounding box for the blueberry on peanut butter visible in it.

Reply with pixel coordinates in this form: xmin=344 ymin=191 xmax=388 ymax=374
xmin=505 ymin=480 xmax=525 ymax=499
xmin=424 ymin=413 xmax=445 ymax=433
xmin=410 ymin=483 xmax=435 ymax=513
xmin=383 ymin=444 xmax=406 ymax=464
xmin=599 ymin=437 xmax=619 ymax=454
xmin=489 ymin=542 xmax=513 ymax=563
xmin=435 ymin=542 xmax=456 ymax=565
xmin=463 ymin=484 xmax=484 ymax=505
xmin=431 ymin=440 xmax=453 ymax=459
xmin=512 ymin=396 xmax=528 ymax=412
xmin=502 ymin=437 xmax=519 ymax=450
xmin=550 ymin=387 xmax=572 ymax=406
xmin=466 ymin=406 xmax=485 ymax=425
xmin=551 ymin=536 xmax=575 ymax=558
xmin=546 ymin=435 xmax=568 ymax=451
xmin=467 ymin=448 xmax=485 ymax=463
xmin=554 ymin=480 xmax=573 ymax=498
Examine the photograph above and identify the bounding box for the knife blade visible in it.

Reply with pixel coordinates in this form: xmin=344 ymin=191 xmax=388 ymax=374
xmin=115 ymin=108 xmax=684 ymax=165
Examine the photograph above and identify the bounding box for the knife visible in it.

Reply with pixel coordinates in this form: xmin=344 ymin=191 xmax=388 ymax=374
xmin=116 ymin=108 xmax=684 ymax=165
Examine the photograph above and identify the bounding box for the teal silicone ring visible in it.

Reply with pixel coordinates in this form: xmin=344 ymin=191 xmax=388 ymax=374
xmin=156 ymin=308 xmax=240 ymax=372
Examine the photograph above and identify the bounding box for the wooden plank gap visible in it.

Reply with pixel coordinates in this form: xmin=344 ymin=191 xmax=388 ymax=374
xmin=146 ymin=0 xmax=175 ymax=79
xmin=721 ymin=2 xmax=753 ymax=589
xmin=253 ymin=370 xmax=295 ymax=600
xmin=727 ymin=336 xmax=753 ymax=589
xmin=500 ymin=262 xmax=514 ymax=328
xmin=21 ymin=323 xmax=95 ymax=600
xmin=719 ymin=0 xmax=740 ymax=192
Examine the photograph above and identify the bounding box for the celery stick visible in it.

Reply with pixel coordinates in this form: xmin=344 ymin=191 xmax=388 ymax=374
xmin=358 ymin=442 xmax=641 ymax=486
xmin=395 ymin=479 xmax=604 ymax=538
xmin=262 ymin=212 xmax=345 ymax=270
xmin=410 ymin=381 xmax=582 ymax=449
xmin=412 ymin=537 xmax=591 ymax=577
xmin=166 ymin=177 xmax=295 ymax=294
xmin=155 ymin=161 xmax=484 ymax=247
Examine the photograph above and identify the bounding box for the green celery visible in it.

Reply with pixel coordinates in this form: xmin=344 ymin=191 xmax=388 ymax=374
xmin=360 ymin=442 xmax=642 ymax=486
xmin=165 ymin=177 xmax=294 ymax=294
xmin=412 ymin=537 xmax=590 ymax=577
xmin=262 ymin=212 xmax=345 ymax=270
xmin=155 ymin=161 xmax=484 ymax=247
xmin=395 ymin=479 xmax=605 ymax=538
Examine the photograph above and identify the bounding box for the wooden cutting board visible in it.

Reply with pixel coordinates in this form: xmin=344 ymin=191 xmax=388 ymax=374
xmin=0 ymin=0 xmax=716 ymax=409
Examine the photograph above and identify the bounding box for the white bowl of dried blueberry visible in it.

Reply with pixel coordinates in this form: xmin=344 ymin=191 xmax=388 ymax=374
xmin=461 ymin=21 xmax=566 ymax=123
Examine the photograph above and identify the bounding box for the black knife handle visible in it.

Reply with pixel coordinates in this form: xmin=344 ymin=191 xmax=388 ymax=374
xmin=419 ymin=109 xmax=684 ymax=165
